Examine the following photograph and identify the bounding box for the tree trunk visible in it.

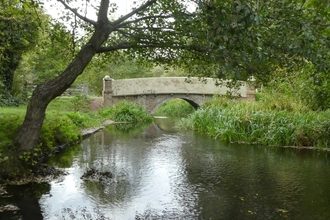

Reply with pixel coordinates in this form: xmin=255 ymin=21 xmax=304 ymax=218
xmin=14 ymin=24 xmax=111 ymax=152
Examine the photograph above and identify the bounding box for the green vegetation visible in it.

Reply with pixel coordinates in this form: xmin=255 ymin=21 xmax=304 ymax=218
xmin=178 ymin=64 xmax=330 ymax=148
xmin=0 ymin=0 xmax=329 ymax=178
xmin=1 ymin=0 xmax=326 ymax=152
xmin=154 ymin=99 xmax=195 ymax=117
xmin=99 ymin=101 xmax=153 ymax=125
xmin=179 ymin=95 xmax=330 ymax=148
xmin=0 ymin=0 xmax=39 ymax=98
xmin=0 ymin=98 xmax=152 ymax=180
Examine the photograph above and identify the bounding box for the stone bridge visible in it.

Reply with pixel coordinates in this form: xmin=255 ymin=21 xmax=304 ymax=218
xmin=102 ymin=76 xmax=254 ymax=114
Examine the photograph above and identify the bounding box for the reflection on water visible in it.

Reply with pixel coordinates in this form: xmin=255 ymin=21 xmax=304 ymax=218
xmin=2 ymin=118 xmax=330 ymax=219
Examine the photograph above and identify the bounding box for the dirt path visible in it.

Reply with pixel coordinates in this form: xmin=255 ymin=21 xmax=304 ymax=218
xmin=88 ymin=97 xmax=103 ymax=111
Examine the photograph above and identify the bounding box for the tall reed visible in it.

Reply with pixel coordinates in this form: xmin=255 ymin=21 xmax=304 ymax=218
xmin=179 ymin=96 xmax=330 ymax=148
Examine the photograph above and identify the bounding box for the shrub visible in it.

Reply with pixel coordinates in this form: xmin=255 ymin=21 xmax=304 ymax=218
xmin=66 ymin=112 xmax=87 ymax=127
xmin=41 ymin=113 xmax=81 ymax=150
xmin=0 ymin=93 xmax=24 ymax=107
xmin=99 ymin=101 xmax=153 ymax=124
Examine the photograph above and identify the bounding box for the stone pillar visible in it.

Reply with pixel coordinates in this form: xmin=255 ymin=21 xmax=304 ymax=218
xmin=102 ymin=75 xmax=113 ymax=107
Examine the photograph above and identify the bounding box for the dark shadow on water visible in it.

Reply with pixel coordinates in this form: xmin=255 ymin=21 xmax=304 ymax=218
xmin=0 ymin=182 xmax=50 ymax=220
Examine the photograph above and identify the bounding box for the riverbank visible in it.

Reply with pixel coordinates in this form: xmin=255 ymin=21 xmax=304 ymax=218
xmin=0 ymin=98 xmax=152 ymax=181
xmin=3 ymin=119 xmax=330 ymax=219
xmin=179 ymin=96 xmax=330 ymax=149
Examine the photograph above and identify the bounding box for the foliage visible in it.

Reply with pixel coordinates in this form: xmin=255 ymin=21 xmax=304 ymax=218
xmin=177 ymin=0 xmax=329 ymax=85
xmin=40 ymin=113 xmax=81 ymax=150
xmin=0 ymin=0 xmax=39 ymax=94
xmin=0 ymin=93 xmax=25 ymax=107
xmin=19 ymin=144 xmax=43 ymax=167
xmin=154 ymin=98 xmax=195 ymax=117
xmin=76 ymin=55 xmax=154 ymax=95
xmin=179 ymin=96 xmax=330 ymax=148
xmin=69 ymin=95 xmax=90 ymax=112
xmin=0 ymin=112 xmax=24 ymax=147
xmin=13 ymin=21 xmax=74 ymax=86
xmin=298 ymin=64 xmax=330 ymax=110
xmin=66 ymin=112 xmax=87 ymax=127
xmin=99 ymin=101 xmax=153 ymax=124
xmin=259 ymin=63 xmax=330 ymax=111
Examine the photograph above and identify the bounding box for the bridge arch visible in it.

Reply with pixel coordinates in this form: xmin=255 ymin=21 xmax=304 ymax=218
xmin=149 ymin=96 xmax=201 ymax=115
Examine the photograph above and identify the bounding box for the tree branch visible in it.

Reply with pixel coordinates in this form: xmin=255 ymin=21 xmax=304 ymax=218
xmin=111 ymin=0 xmax=158 ymax=27
xmin=98 ymin=0 xmax=109 ymax=22
xmin=118 ymin=14 xmax=174 ymax=28
xmin=57 ymin=0 xmax=97 ymax=25
xmin=96 ymin=41 xmax=206 ymax=53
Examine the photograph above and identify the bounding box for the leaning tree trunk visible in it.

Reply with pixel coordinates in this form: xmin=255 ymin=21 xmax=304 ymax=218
xmin=14 ymin=24 xmax=111 ymax=152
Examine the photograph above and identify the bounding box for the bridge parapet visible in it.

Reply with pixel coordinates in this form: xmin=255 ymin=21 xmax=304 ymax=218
xmin=104 ymin=77 xmax=246 ymax=96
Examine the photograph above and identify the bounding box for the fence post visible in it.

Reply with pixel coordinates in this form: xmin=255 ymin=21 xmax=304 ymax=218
xmin=102 ymin=76 xmax=113 ymax=107
xmin=82 ymin=83 xmax=88 ymax=98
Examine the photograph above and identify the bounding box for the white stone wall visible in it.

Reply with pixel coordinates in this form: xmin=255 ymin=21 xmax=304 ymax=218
xmin=109 ymin=77 xmax=247 ymax=97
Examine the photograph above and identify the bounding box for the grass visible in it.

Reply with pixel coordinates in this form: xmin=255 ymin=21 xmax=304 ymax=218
xmin=0 ymin=97 xmax=153 ymax=179
xmin=179 ymin=96 xmax=330 ymax=148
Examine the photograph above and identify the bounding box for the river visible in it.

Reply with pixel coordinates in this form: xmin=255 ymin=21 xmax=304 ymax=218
xmin=1 ymin=118 xmax=330 ymax=219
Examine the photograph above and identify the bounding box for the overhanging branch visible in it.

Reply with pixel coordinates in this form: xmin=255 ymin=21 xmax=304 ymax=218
xmin=96 ymin=41 xmax=207 ymax=53
xmin=118 ymin=15 xmax=174 ymax=28
xmin=57 ymin=0 xmax=97 ymax=25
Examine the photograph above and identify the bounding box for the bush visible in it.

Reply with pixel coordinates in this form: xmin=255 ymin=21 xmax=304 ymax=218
xmin=41 ymin=113 xmax=81 ymax=150
xmin=66 ymin=112 xmax=87 ymax=127
xmin=0 ymin=93 xmax=24 ymax=107
xmin=99 ymin=101 xmax=153 ymax=124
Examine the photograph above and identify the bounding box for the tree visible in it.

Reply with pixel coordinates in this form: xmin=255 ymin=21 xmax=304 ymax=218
xmin=179 ymin=0 xmax=329 ymax=83
xmin=14 ymin=0 xmax=194 ymax=151
xmin=14 ymin=0 xmax=329 ymax=151
xmin=0 ymin=0 xmax=39 ymax=95
xmin=12 ymin=19 xmax=75 ymax=101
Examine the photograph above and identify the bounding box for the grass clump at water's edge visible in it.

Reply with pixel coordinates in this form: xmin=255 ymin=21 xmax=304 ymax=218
xmin=0 ymin=98 xmax=152 ymax=179
xmin=99 ymin=101 xmax=153 ymax=124
xmin=179 ymin=96 xmax=330 ymax=149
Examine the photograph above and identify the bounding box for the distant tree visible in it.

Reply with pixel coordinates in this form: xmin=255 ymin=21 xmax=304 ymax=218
xmin=0 ymin=0 xmax=39 ymax=95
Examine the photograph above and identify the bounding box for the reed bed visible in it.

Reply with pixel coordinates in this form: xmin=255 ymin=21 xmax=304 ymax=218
xmin=179 ymin=97 xmax=330 ymax=148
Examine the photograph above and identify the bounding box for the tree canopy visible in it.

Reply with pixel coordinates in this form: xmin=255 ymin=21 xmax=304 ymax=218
xmin=176 ymin=0 xmax=330 ymax=82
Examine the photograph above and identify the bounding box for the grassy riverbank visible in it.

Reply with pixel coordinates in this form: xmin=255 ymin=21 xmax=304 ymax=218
xmin=0 ymin=97 xmax=152 ymax=180
xmin=179 ymin=96 xmax=330 ymax=149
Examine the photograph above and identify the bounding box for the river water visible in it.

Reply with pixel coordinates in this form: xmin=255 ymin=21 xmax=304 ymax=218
xmin=1 ymin=118 xmax=330 ymax=220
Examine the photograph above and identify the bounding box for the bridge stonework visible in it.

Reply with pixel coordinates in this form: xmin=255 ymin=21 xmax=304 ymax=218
xmin=102 ymin=76 xmax=254 ymax=114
